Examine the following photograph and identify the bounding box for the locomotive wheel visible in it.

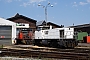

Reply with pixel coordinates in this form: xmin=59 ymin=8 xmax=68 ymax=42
xmin=49 ymin=41 xmax=58 ymax=48
xmin=26 ymin=40 xmax=31 ymax=45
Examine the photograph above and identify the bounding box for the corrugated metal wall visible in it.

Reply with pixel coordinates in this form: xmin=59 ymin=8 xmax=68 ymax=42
xmin=0 ymin=26 xmax=12 ymax=45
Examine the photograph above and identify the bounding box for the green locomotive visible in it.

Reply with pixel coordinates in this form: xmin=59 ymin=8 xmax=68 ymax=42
xmin=75 ymin=32 xmax=88 ymax=43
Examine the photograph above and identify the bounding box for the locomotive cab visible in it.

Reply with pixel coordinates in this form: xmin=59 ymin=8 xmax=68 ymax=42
xmin=16 ymin=29 xmax=33 ymax=45
xmin=34 ymin=28 xmax=78 ymax=48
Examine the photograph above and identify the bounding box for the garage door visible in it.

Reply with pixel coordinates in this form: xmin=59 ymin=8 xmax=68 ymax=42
xmin=0 ymin=26 xmax=12 ymax=45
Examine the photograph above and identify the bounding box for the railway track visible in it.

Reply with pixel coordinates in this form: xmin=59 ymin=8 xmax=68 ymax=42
xmin=0 ymin=45 xmax=90 ymax=59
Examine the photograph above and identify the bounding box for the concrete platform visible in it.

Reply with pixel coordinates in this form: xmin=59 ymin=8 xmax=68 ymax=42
xmin=78 ymin=43 xmax=90 ymax=47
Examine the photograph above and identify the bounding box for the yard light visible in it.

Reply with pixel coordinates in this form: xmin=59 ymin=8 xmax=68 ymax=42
xmin=38 ymin=2 xmax=53 ymax=26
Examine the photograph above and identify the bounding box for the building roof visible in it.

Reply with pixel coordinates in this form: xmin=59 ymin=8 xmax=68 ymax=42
xmin=36 ymin=20 xmax=46 ymax=26
xmin=7 ymin=13 xmax=37 ymax=22
xmin=36 ymin=20 xmax=63 ymax=28
xmin=0 ymin=18 xmax=16 ymax=25
xmin=68 ymin=23 xmax=90 ymax=28
xmin=47 ymin=22 xmax=64 ymax=28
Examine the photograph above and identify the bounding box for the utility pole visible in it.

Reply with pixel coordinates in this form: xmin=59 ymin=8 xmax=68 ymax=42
xmin=38 ymin=3 xmax=53 ymax=26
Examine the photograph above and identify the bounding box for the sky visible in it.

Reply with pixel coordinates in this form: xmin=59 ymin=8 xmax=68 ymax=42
xmin=0 ymin=0 xmax=90 ymax=27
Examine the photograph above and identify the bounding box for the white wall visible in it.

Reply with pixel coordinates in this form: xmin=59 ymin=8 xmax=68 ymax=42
xmin=35 ymin=28 xmax=74 ymax=39
xmin=0 ymin=18 xmax=16 ymax=44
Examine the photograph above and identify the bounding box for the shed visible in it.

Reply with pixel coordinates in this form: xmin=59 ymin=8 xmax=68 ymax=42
xmin=36 ymin=20 xmax=64 ymax=28
xmin=0 ymin=18 xmax=16 ymax=45
xmin=68 ymin=23 xmax=90 ymax=34
xmin=7 ymin=13 xmax=37 ymax=33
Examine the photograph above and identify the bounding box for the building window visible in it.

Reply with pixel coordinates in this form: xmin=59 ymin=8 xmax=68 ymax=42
xmin=44 ymin=31 xmax=48 ymax=34
xmin=60 ymin=30 xmax=64 ymax=38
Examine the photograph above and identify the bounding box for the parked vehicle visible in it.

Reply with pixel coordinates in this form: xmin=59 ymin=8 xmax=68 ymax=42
xmin=15 ymin=27 xmax=78 ymax=48
xmin=76 ymin=32 xmax=88 ymax=43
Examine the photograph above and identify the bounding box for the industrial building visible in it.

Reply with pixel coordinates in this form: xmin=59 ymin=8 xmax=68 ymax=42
xmin=0 ymin=18 xmax=16 ymax=45
xmin=7 ymin=13 xmax=37 ymax=39
xmin=7 ymin=13 xmax=62 ymax=37
xmin=36 ymin=20 xmax=63 ymax=28
xmin=69 ymin=24 xmax=90 ymax=34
